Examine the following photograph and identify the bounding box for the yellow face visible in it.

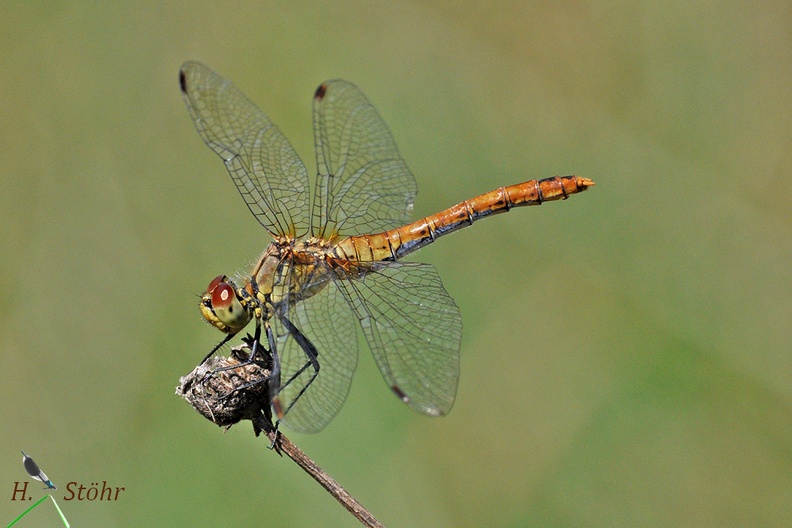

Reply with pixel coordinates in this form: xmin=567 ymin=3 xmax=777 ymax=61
xmin=199 ymin=275 xmax=252 ymax=334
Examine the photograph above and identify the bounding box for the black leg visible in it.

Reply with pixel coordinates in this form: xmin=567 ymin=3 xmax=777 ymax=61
xmin=210 ymin=319 xmax=263 ymax=374
xmin=272 ymin=315 xmax=321 ymax=420
xmin=266 ymin=324 xmax=285 ymax=419
xmin=201 ymin=333 xmax=233 ymax=364
xmin=205 ymin=322 xmax=282 ymax=407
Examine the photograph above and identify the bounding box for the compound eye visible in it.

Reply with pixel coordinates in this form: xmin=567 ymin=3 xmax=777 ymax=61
xmin=211 ymin=281 xmax=235 ymax=310
xmin=206 ymin=275 xmax=227 ymax=294
xmin=199 ymin=274 xmax=250 ymax=333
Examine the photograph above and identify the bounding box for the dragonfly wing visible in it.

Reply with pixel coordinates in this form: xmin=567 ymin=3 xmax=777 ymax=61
xmin=180 ymin=61 xmax=310 ymax=238
xmin=272 ymin=277 xmax=359 ymax=434
xmin=311 ymin=80 xmax=417 ymax=238
xmin=338 ymin=262 xmax=461 ymax=416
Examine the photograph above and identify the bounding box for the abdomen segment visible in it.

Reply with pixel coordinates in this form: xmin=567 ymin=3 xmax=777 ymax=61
xmin=334 ymin=175 xmax=594 ymax=263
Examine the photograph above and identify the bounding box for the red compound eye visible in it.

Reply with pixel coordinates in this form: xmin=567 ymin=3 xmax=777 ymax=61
xmin=206 ymin=275 xmax=226 ymax=294
xmin=211 ymin=282 xmax=235 ymax=309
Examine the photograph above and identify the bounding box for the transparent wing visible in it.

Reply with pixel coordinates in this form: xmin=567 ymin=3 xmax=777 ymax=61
xmin=272 ymin=276 xmax=359 ymax=434
xmin=180 ymin=61 xmax=310 ymax=238
xmin=337 ymin=262 xmax=461 ymax=416
xmin=311 ymin=80 xmax=417 ymax=239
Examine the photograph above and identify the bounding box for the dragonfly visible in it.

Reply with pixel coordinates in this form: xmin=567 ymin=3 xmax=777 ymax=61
xmin=180 ymin=61 xmax=593 ymax=433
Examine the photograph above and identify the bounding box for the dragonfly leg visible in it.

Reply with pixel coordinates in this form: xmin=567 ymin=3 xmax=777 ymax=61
xmin=265 ymin=323 xmax=285 ymax=419
xmin=225 ymin=327 xmax=281 ymax=392
xmin=201 ymin=319 xmax=276 ymax=399
xmin=271 ymin=315 xmax=320 ymax=420
xmin=201 ymin=333 xmax=233 ymax=364
xmin=210 ymin=318 xmax=264 ymax=374
xmin=266 ymin=420 xmax=281 ymax=451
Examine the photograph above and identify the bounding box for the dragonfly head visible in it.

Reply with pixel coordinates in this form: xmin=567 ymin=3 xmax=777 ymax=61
xmin=200 ymin=275 xmax=252 ymax=334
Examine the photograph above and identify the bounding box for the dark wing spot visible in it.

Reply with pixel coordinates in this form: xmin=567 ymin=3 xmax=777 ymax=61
xmin=179 ymin=69 xmax=188 ymax=93
xmin=391 ymin=384 xmax=410 ymax=403
xmin=314 ymin=83 xmax=328 ymax=100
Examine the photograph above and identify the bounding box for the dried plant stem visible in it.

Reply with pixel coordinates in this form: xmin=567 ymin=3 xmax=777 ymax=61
xmin=256 ymin=416 xmax=384 ymax=528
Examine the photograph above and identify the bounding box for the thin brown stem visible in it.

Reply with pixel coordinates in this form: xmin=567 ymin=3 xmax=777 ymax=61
xmin=256 ymin=417 xmax=384 ymax=528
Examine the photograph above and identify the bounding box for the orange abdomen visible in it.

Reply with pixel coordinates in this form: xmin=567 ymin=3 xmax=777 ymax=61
xmin=334 ymin=175 xmax=594 ymax=263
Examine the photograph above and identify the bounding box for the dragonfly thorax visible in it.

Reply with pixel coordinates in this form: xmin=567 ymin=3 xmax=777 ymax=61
xmin=251 ymin=238 xmax=336 ymax=307
xmin=200 ymin=274 xmax=255 ymax=334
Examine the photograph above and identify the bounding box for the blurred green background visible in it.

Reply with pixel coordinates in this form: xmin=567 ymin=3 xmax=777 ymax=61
xmin=1 ymin=1 xmax=790 ymax=526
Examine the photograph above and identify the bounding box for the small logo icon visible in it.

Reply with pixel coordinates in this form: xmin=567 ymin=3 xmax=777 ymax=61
xmin=21 ymin=450 xmax=56 ymax=490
